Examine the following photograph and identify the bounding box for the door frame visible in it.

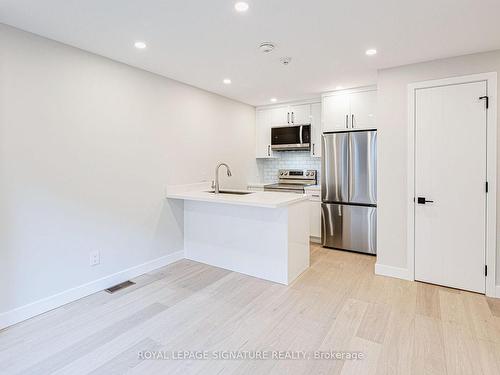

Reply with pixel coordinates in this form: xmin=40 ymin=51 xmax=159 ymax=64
xmin=407 ymin=72 xmax=497 ymax=297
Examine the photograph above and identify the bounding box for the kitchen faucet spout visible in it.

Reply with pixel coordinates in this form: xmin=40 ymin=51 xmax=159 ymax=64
xmin=214 ymin=163 xmax=232 ymax=194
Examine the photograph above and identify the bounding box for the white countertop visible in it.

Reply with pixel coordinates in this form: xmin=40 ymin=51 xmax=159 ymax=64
xmin=167 ymin=188 xmax=308 ymax=208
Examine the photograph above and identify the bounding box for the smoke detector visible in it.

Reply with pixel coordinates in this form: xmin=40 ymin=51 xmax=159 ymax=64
xmin=259 ymin=42 xmax=275 ymax=53
xmin=280 ymin=56 xmax=292 ymax=65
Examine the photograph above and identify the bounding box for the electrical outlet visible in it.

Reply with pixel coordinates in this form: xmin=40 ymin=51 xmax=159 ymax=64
xmin=89 ymin=250 xmax=100 ymax=266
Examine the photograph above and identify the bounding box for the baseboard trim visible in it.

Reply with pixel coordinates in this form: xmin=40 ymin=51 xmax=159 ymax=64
xmin=0 ymin=250 xmax=184 ymax=330
xmin=375 ymin=263 xmax=411 ymax=281
xmin=310 ymin=236 xmax=321 ymax=244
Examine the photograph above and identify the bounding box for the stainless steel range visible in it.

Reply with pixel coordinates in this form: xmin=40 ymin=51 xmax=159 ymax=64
xmin=264 ymin=169 xmax=317 ymax=194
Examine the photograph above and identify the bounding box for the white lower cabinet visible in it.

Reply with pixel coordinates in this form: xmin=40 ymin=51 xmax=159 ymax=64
xmin=305 ymin=187 xmax=321 ymax=242
xmin=309 ymin=200 xmax=321 ymax=239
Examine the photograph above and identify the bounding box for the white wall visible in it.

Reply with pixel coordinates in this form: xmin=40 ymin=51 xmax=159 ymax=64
xmin=0 ymin=24 xmax=257 ymax=324
xmin=377 ymin=50 xmax=500 ymax=284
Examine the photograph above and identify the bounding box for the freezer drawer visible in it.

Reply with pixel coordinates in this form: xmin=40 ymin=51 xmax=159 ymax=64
xmin=321 ymin=203 xmax=377 ymax=254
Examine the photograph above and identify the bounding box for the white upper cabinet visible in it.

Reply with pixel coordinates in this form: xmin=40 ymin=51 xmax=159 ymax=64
xmin=255 ymin=109 xmax=274 ymax=158
xmin=310 ymin=103 xmax=321 ymax=158
xmin=322 ymin=88 xmax=377 ymax=132
xmin=349 ymin=90 xmax=377 ymax=129
xmin=322 ymin=94 xmax=350 ymax=131
xmin=289 ymin=104 xmax=312 ymax=125
xmin=268 ymin=106 xmax=290 ymax=126
xmin=267 ymin=104 xmax=312 ymax=126
xmin=255 ymin=101 xmax=320 ymax=159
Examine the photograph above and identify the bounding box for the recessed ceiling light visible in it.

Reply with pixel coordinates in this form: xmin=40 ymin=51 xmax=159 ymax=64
xmin=223 ymin=78 xmax=232 ymax=85
xmin=259 ymin=42 xmax=275 ymax=53
xmin=270 ymin=98 xmax=277 ymax=103
xmin=234 ymin=2 xmax=249 ymax=12
xmin=336 ymin=86 xmax=343 ymax=90
xmin=365 ymin=48 xmax=377 ymax=56
xmin=134 ymin=41 xmax=147 ymax=49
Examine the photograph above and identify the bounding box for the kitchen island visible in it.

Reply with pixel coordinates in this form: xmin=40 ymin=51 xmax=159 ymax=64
xmin=167 ymin=185 xmax=310 ymax=285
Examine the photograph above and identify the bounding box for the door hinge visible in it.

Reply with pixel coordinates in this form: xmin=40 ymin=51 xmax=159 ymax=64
xmin=485 ymin=265 xmax=488 ymax=277
xmin=479 ymin=96 xmax=489 ymax=109
xmin=486 ymin=181 xmax=489 ymax=193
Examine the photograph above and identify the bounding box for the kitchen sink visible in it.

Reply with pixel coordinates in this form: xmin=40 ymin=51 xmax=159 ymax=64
xmin=206 ymin=190 xmax=253 ymax=195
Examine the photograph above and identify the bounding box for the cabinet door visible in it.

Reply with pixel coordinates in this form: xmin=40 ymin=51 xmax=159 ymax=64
xmin=349 ymin=90 xmax=377 ymax=129
xmin=268 ymin=106 xmax=291 ymax=126
xmin=322 ymin=94 xmax=350 ymax=131
xmin=309 ymin=200 xmax=322 ymax=238
xmin=310 ymin=102 xmax=322 ymax=158
xmin=255 ymin=110 xmax=273 ymax=158
xmin=289 ymin=104 xmax=311 ymax=125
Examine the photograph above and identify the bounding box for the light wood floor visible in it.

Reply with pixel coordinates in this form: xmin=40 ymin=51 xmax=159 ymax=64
xmin=2 ymin=244 xmax=500 ymax=375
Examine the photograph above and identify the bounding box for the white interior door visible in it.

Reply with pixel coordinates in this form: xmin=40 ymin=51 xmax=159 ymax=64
xmin=414 ymin=81 xmax=487 ymax=293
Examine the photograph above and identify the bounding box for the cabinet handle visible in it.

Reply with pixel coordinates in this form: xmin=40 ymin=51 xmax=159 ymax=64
xmin=267 ymin=145 xmax=270 ymax=156
xmin=345 ymin=114 xmax=348 ymax=128
xmin=312 ymin=143 xmax=315 ymax=155
xmin=287 ymin=112 xmax=290 ymax=124
xmin=292 ymin=112 xmax=295 ymax=123
xmin=352 ymin=114 xmax=355 ymax=128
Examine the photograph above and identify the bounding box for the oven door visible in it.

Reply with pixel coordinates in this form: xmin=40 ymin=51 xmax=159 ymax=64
xmin=271 ymin=125 xmax=310 ymax=151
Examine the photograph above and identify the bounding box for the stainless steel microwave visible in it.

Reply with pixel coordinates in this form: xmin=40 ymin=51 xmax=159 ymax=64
xmin=271 ymin=124 xmax=311 ymax=151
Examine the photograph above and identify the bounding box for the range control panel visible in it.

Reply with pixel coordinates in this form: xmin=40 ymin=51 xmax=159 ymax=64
xmin=278 ymin=169 xmax=317 ymax=180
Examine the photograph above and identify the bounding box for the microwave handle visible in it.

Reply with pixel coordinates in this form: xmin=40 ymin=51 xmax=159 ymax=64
xmin=299 ymin=125 xmax=303 ymax=144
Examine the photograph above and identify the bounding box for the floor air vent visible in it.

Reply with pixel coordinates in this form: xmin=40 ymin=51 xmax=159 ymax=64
xmin=105 ymin=280 xmax=136 ymax=294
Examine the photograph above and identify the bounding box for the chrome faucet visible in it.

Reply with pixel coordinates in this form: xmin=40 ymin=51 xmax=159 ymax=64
xmin=213 ymin=162 xmax=232 ymax=194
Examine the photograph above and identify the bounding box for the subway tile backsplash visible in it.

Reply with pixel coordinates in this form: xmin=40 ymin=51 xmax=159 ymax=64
xmin=257 ymin=151 xmax=321 ymax=183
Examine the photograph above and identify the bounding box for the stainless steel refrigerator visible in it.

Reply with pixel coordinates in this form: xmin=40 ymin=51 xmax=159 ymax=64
xmin=321 ymin=130 xmax=377 ymax=254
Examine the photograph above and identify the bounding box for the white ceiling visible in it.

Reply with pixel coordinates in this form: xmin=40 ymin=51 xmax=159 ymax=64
xmin=1 ymin=0 xmax=500 ymax=106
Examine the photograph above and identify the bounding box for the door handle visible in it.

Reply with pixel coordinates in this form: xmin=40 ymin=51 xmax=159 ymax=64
xmin=345 ymin=114 xmax=348 ymax=128
xmin=351 ymin=114 xmax=355 ymax=128
xmin=479 ymin=96 xmax=489 ymax=109
xmin=417 ymin=197 xmax=434 ymax=204
xmin=287 ymin=112 xmax=290 ymax=124
xmin=267 ymin=145 xmax=270 ymax=156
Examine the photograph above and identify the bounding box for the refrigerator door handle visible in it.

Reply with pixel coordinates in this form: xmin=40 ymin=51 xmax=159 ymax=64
xmin=345 ymin=114 xmax=349 ymax=128
xmin=348 ymin=133 xmax=353 ymax=199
